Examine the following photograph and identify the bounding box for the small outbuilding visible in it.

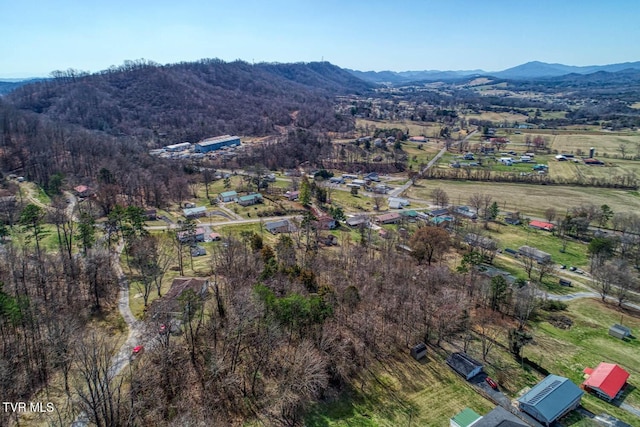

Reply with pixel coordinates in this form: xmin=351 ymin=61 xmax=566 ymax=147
xmin=446 ymin=352 xmax=483 ymax=380
xmin=517 ymin=374 xmax=583 ymax=426
xmin=410 ymin=343 xmax=427 ymax=361
xmin=609 ymin=324 xmax=632 ymax=340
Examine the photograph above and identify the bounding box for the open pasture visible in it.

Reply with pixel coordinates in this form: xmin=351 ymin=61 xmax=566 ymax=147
xmin=407 ymin=179 xmax=640 ymax=218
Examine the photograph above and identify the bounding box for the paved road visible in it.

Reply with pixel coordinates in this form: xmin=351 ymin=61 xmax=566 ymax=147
xmin=389 ymin=129 xmax=478 ymax=198
xmin=540 ymin=290 xmax=640 ymax=312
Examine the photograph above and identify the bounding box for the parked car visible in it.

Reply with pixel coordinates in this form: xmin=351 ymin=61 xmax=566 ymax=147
xmin=485 ymin=377 xmax=499 ymax=390
xmin=569 ymin=266 xmax=577 ymax=271
xmin=132 ymin=345 xmax=144 ymax=358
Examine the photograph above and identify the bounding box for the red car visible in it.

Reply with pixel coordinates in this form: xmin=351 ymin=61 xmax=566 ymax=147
xmin=485 ymin=377 xmax=498 ymax=390
xmin=132 ymin=345 xmax=144 ymax=357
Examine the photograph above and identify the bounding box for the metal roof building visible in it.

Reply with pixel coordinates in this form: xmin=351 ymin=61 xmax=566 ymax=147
xmin=517 ymin=375 xmax=583 ymax=426
xmin=194 ymin=135 xmax=240 ymax=153
xmin=582 ymin=363 xmax=630 ymax=401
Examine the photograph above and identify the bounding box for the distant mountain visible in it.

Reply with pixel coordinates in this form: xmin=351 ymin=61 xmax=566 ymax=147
xmin=6 ymin=59 xmax=372 ymax=142
xmin=349 ymin=60 xmax=640 ymax=83
xmin=346 ymin=69 xmax=482 ymax=84
xmin=492 ymin=61 xmax=640 ymax=79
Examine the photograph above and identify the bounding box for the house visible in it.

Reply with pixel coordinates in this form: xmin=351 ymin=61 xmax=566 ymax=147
xmin=144 ymin=209 xmax=157 ymax=221
xmin=503 ymin=211 xmax=521 ymax=225
xmin=529 ymin=220 xmax=554 ymax=231
xmin=454 ymin=206 xmax=477 ymax=219
xmin=609 ymin=324 xmax=632 ymax=340
xmin=473 ymin=406 xmax=527 ymax=427
xmin=401 ymin=210 xmax=419 ymax=221
xmin=352 ymin=179 xmax=366 ymax=187
xmin=346 ymin=215 xmax=369 ymax=228
xmin=237 ymin=193 xmax=263 ymax=206
xmin=446 ymin=352 xmax=483 ymax=380
xmin=428 ymin=208 xmax=449 ymax=217
xmin=311 ymin=207 xmax=336 ymax=230
xmin=465 ymin=233 xmax=497 ymax=251
xmin=183 ymin=206 xmax=207 ymax=218
xmin=517 ymin=375 xmax=583 ymax=426
xmin=177 ymin=227 xmax=205 ymax=243
xmin=388 ymin=197 xmax=410 ymax=208
xmin=431 ymin=216 xmax=453 ymax=227
xmin=73 ymin=185 xmax=94 ymax=198
xmin=375 ymin=212 xmax=402 ymax=225
xmin=329 ymin=177 xmax=345 ymax=184
xmin=155 ymin=277 xmax=210 ymax=315
xmin=209 ymin=232 xmax=222 ymax=241
xmin=167 ymin=277 xmax=208 ymax=299
xmin=410 ymin=342 xmax=427 ymax=361
xmin=365 ymin=172 xmax=380 ymax=182
xmin=284 ymin=190 xmax=299 ymax=201
xmin=518 ymin=245 xmax=551 ymax=263
xmin=218 ymin=191 xmax=238 ymax=203
xmin=582 ymin=363 xmax=630 ymax=401
xmin=450 ymin=408 xmax=481 ymax=427
xmin=265 ymin=219 xmax=296 ymax=234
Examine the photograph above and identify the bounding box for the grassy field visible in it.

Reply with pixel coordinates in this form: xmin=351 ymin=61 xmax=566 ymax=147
xmin=527 ymin=298 xmax=640 ymax=425
xmin=305 ymin=353 xmax=493 ymax=427
xmin=463 ymin=111 xmax=529 ymax=124
xmin=407 ymin=180 xmax=640 ymax=218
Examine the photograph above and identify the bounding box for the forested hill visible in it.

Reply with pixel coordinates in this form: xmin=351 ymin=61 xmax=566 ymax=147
xmin=6 ymin=59 xmax=372 ymax=144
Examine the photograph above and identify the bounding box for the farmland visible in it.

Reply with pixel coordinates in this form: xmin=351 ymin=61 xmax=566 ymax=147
xmin=408 ymin=179 xmax=640 ymax=218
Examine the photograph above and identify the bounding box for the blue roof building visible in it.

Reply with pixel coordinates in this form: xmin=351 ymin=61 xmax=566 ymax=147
xmin=194 ymin=135 xmax=241 ymax=153
xmin=517 ymin=375 xmax=583 ymax=426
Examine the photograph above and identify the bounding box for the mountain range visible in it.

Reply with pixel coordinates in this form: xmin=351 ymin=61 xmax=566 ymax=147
xmin=347 ymin=60 xmax=640 ymax=83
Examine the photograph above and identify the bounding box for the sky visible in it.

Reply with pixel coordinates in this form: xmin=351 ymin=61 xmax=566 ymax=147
xmin=1 ymin=0 xmax=639 ymax=78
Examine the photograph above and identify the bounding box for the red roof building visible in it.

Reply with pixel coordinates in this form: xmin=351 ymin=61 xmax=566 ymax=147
xmin=582 ymin=363 xmax=630 ymax=401
xmin=529 ymin=220 xmax=554 ymax=231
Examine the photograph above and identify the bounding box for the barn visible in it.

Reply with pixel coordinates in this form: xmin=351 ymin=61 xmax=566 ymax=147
xmin=582 ymin=363 xmax=630 ymax=401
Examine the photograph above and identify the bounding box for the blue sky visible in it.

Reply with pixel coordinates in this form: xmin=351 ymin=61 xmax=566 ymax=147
xmin=1 ymin=0 xmax=639 ymax=78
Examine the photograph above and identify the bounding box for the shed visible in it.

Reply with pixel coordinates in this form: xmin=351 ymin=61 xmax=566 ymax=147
xmin=446 ymin=352 xmax=483 ymax=380
xmin=410 ymin=342 xmax=427 ymax=361
xmin=450 ymin=408 xmax=481 ymax=427
xmin=517 ymin=375 xmax=583 ymax=426
xmin=582 ymin=362 xmax=630 ymax=401
xmin=609 ymin=324 xmax=631 ymax=340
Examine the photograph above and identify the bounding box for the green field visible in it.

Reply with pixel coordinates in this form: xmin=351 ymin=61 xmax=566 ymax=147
xmin=527 ymin=299 xmax=640 ymax=425
xmin=407 ymin=179 xmax=640 ymax=218
xmin=305 ymin=354 xmax=493 ymax=427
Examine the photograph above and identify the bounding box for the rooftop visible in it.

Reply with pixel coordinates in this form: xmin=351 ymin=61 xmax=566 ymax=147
xmin=518 ymin=375 xmax=583 ymax=422
xmin=582 ymin=363 xmax=630 ymax=400
xmin=451 ymin=408 xmax=482 ymax=427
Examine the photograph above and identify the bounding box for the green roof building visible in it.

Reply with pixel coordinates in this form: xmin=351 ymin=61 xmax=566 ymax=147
xmin=450 ymin=408 xmax=481 ymax=427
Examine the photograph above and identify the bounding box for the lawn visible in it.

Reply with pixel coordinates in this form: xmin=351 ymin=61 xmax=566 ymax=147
xmin=305 ymin=353 xmax=493 ymax=427
xmin=526 ymin=298 xmax=640 ymax=425
xmin=406 ymin=180 xmax=640 ymax=219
